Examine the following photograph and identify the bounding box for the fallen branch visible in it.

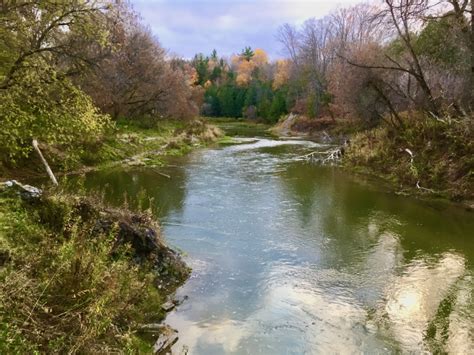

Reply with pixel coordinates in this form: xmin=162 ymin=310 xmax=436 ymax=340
xmin=32 ymin=139 xmax=58 ymax=186
xmin=300 ymin=147 xmax=342 ymax=165
xmin=416 ymin=180 xmax=435 ymax=193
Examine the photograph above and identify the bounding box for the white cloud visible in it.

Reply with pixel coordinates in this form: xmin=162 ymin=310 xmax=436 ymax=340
xmin=131 ymin=0 xmax=366 ymax=59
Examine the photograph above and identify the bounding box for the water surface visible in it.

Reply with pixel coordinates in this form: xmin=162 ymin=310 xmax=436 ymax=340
xmin=68 ymin=135 xmax=474 ymax=354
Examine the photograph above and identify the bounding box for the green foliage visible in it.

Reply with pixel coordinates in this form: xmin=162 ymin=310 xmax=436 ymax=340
xmin=241 ymin=46 xmax=255 ymax=61
xmin=0 ymin=62 xmax=109 ymax=163
xmin=202 ymin=72 xmax=289 ymax=122
xmin=414 ymin=17 xmax=468 ymax=69
xmin=215 ymin=83 xmax=246 ymax=118
xmin=0 ymin=0 xmax=111 ymax=166
xmin=269 ymin=90 xmax=288 ymax=121
xmin=193 ymin=53 xmax=210 ymax=85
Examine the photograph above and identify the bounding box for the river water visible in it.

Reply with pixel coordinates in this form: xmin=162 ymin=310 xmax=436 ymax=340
xmin=68 ymin=133 xmax=474 ymax=354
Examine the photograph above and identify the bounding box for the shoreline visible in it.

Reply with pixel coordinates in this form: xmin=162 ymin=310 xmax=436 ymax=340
xmin=270 ymin=115 xmax=473 ymax=211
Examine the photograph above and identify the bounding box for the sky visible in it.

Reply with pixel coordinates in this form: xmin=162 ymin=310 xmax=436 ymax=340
xmin=130 ymin=0 xmax=364 ymax=59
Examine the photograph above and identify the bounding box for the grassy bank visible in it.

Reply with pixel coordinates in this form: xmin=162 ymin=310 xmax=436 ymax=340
xmin=0 ymin=118 xmax=223 ymax=181
xmin=272 ymin=114 xmax=473 ymax=204
xmin=344 ymin=116 xmax=473 ymax=203
xmin=0 ymin=186 xmax=190 ymax=353
xmin=205 ymin=117 xmax=272 ymax=138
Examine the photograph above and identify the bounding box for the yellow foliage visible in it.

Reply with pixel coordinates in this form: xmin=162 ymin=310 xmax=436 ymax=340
xmin=232 ymin=48 xmax=269 ymax=86
xmin=253 ymin=48 xmax=268 ymax=66
xmin=273 ymin=59 xmax=291 ymax=89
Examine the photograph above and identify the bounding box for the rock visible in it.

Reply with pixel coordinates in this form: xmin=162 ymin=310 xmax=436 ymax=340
xmin=1 ymin=180 xmax=42 ymax=199
xmin=172 ymin=295 xmax=188 ymax=306
xmin=117 ymin=222 xmax=159 ymax=257
xmin=153 ymin=325 xmax=178 ymax=354
xmin=139 ymin=323 xmax=167 ymax=333
xmin=161 ymin=301 xmax=175 ymax=312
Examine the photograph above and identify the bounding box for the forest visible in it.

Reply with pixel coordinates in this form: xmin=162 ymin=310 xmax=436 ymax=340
xmin=0 ymin=0 xmax=473 ymax=353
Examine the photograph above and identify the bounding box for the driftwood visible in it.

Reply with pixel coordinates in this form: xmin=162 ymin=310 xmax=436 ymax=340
xmin=300 ymin=147 xmax=343 ymax=164
xmin=32 ymin=139 xmax=58 ymax=186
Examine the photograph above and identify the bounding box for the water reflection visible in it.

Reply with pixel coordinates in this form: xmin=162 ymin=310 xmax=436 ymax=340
xmin=64 ymin=163 xmax=188 ymax=218
xmin=381 ymin=252 xmax=469 ymax=352
xmin=66 ymin=137 xmax=474 ymax=353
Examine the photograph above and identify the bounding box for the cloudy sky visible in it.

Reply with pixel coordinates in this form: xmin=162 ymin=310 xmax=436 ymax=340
xmin=130 ymin=0 xmax=363 ymax=59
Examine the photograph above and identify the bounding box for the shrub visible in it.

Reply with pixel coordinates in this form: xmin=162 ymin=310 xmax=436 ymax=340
xmin=0 ymin=63 xmax=110 ymax=164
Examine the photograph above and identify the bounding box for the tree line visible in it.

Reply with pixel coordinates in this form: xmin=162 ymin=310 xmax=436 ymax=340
xmin=1 ymin=0 xmax=472 ymax=163
xmin=191 ymin=0 xmax=472 ymax=126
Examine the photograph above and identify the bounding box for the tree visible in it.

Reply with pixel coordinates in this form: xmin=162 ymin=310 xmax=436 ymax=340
xmin=0 ymin=0 xmax=111 ymax=90
xmin=0 ymin=0 xmax=111 ymax=161
xmin=80 ymin=5 xmax=200 ymax=121
xmin=240 ymin=46 xmax=255 ymax=61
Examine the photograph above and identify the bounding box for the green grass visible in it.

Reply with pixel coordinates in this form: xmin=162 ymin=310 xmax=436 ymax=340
xmin=205 ymin=117 xmax=272 ymax=137
xmin=0 ymin=188 xmax=188 ymax=353
xmin=79 ymin=118 xmax=222 ymax=169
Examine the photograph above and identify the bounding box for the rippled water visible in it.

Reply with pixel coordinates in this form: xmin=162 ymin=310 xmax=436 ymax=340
xmin=67 ymin=136 xmax=474 ymax=354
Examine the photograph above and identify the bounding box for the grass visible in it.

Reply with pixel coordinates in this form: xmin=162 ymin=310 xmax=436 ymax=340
xmin=344 ymin=114 xmax=473 ymax=202
xmin=0 ymin=118 xmax=223 ymax=180
xmin=0 ymin=117 xmax=217 ymax=353
xmin=205 ymin=117 xmax=272 ymax=137
xmin=79 ymin=118 xmax=222 ymax=169
xmin=0 ymin=188 xmax=190 ymax=353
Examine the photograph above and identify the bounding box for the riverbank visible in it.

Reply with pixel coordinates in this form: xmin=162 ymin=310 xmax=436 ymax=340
xmin=0 ymin=118 xmax=223 ymax=182
xmin=0 ymin=118 xmax=222 ymax=353
xmin=272 ymin=114 xmax=473 ymax=207
xmin=0 ymin=183 xmax=191 ymax=353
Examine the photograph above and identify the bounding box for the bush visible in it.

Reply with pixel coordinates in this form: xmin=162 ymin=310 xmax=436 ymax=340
xmin=0 ymin=63 xmax=110 ymax=164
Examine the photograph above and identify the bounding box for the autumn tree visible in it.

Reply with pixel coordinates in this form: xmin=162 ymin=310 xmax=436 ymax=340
xmin=80 ymin=4 xmax=200 ymax=122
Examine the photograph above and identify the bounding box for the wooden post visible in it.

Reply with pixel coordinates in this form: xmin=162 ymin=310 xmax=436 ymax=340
xmin=32 ymin=139 xmax=58 ymax=186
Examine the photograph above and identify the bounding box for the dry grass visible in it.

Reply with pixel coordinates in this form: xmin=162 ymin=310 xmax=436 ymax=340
xmin=344 ymin=114 xmax=473 ymax=201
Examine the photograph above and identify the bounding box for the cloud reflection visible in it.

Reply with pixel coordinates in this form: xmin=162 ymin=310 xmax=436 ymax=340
xmin=383 ymin=252 xmax=467 ymax=352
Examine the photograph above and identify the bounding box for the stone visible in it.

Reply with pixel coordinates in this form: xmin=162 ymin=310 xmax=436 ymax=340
xmin=1 ymin=180 xmax=42 ymax=199
xmin=172 ymin=295 xmax=188 ymax=306
xmin=161 ymin=301 xmax=175 ymax=312
xmin=139 ymin=323 xmax=167 ymax=333
xmin=153 ymin=325 xmax=178 ymax=354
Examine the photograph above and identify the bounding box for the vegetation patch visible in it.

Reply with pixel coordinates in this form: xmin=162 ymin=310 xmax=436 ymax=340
xmin=344 ymin=115 xmax=473 ymax=202
xmin=0 ymin=187 xmax=190 ymax=353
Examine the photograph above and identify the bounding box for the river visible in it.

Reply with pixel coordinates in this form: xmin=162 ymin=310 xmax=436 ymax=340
xmin=67 ymin=130 xmax=474 ymax=354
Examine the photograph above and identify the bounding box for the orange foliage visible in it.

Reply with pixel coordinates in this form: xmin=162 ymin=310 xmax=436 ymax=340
xmin=232 ymin=48 xmax=269 ymax=86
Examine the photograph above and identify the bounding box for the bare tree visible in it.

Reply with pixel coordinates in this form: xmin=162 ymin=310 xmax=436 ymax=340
xmin=276 ymin=24 xmax=300 ymax=66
